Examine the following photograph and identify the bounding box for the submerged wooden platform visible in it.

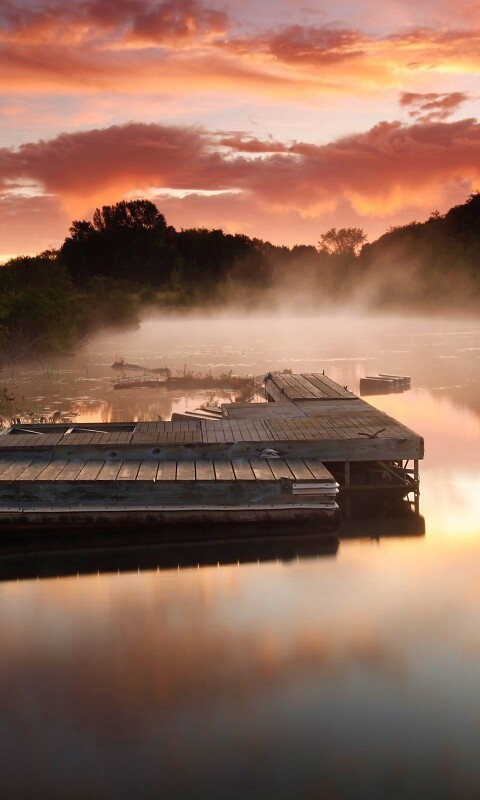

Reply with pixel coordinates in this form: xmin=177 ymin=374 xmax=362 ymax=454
xmin=0 ymin=371 xmax=423 ymax=532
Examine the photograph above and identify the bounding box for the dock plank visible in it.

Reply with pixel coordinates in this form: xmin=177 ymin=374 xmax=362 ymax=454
xmin=75 ymin=460 xmax=105 ymax=481
xmin=0 ymin=459 xmax=33 ymax=481
xmin=249 ymin=458 xmax=275 ymax=481
xmin=176 ymin=461 xmax=196 ymax=481
xmin=34 ymin=459 xmax=69 ymax=481
xmin=281 ymin=374 xmax=317 ymax=400
xmin=285 ymin=458 xmax=316 ymax=481
xmin=116 ymin=460 xmax=141 ymax=481
xmin=136 ymin=461 xmax=158 ymax=482
xmin=156 ymin=462 xmax=177 ymax=481
xmin=195 ymin=460 xmax=216 ymax=481
xmin=14 ymin=460 xmax=52 ymax=481
xmin=303 ymin=459 xmax=336 ymax=482
xmin=55 ymin=461 xmax=87 ymax=481
xmin=214 ymin=460 xmax=235 ymax=481
xmin=268 ymin=459 xmax=294 ymax=480
xmin=0 ymin=458 xmax=20 ymax=477
xmin=232 ymin=458 xmax=256 ymax=481
xmin=96 ymin=461 xmax=123 ymax=481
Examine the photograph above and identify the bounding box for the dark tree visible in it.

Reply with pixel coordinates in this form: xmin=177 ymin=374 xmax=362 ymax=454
xmin=318 ymin=227 xmax=367 ymax=257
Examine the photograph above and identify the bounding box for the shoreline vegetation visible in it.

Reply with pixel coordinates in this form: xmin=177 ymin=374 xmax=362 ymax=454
xmin=0 ymin=365 xmax=259 ymax=427
xmin=1 ymin=194 xmax=480 ymax=361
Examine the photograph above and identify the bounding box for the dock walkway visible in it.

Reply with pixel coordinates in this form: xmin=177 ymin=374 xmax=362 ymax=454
xmin=0 ymin=371 xmax=423 ymax=530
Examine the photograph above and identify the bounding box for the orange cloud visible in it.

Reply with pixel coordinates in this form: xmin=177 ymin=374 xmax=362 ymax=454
xmin=1 ymin=0 xmax=228 ymax=46
xmin=1 ymin=117 xmax=480 ymax=253
xmin=400 ymin=91 xmax=469 ymax=123
xmin=0 ymin=193 xmax=69 ymax=257
xmin=1 ymin=2 xmax=480 ymax=101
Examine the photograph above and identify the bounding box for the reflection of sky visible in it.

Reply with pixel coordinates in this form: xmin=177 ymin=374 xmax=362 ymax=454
xmin=1 ymin=314 xmax=480 ymax=795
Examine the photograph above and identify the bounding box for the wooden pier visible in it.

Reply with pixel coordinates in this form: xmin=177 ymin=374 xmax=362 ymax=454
xmin=0 ymin=371 xmax=423 ymax=533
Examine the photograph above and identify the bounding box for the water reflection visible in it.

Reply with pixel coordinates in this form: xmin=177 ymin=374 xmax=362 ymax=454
xmin=3 ymin=314 xmax=480 ymax=424
xmin=1 ymin=535 xmax=479 ymax=798
xmin=1 ymin=314 xmax=480 ymax=797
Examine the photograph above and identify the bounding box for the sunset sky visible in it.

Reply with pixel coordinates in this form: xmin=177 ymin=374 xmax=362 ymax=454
xmin=1 ymin=0 xmax=480 ymax=260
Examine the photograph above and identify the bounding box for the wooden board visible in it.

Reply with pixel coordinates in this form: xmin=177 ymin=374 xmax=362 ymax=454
xmin=136 ymin=461 xmax=158 ymax=482
xmin=285 ymin=458 xmax=316 ymax=481
xmin=116 ymin=460 xmax=141 ymax=481
xmin=13 ymin=460 xmax=51 ymax=481
xmin=96 ymin=461 xmax=123 ymax=482
xmin=195 ymin=460 xmax=216 ymax=481
xmin=231 ymin=458 xmax=256 ymax=481
xmin=214 ymin=460 xmax=236 ymax=481
xmin=156 ymin=462 xmax=177 ymax=481
xmin=176 ymin=461 xmax=196 ymax=481
xmin=55 ymin=461 xmax=87 ymax=481
xmin=0 ymin=459 xmax=33 ymax=481
xmin=266 ymin=372 xmax=355 ymax=401
xmin=222 ymin=403 xmax=306 ymax=419
xmin=303 ymin=459 xmax=337 ymax=482
xmin=268 ymin=459 xmax=294 ymax=480
xmin=75 ymin=460 xmax=105 ymax=481
xmin=34 ymin=460 xmax=69 ymax=481
xmin=249 ymin=458 xmax=274 ymax=481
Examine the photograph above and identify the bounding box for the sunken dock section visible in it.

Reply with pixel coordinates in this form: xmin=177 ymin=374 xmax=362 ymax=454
xmin=0 ymin=371 xmax=423 ymax=534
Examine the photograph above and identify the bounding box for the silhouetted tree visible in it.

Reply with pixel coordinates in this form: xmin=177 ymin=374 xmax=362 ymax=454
xmin=318 ymin=227 xmax=367 ymax=257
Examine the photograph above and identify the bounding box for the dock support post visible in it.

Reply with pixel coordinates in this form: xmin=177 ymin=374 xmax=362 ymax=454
xmin=413 ymin=459 xmax=420 ymax=514
xmin=344 ymin=460 xmax=351 ymax=520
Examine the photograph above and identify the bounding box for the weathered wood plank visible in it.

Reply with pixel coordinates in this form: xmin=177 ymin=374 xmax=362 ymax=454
xmin=156 ymin=461 xmax=177 ymax=481
xmin=223 ymin=403 xmax=305 ymax=419
xmin=310 ymin=373 xmax=355 ymax=399
xmin=96 ymin=461 xmax=123 ymax=481
xmin=75 ymin=460 xmax=105 ymax=481
xmin=0 ymin=459 xmax=33 ymax=481
xmin=136 ymin=461 xmax=158 ymax=482
xmin=176 ymin=461 xmax=196 ymax=481
xmin=214 ymin=460 xmax=235 ymax=481
xmin=249 ymin=458 xmax=274 ymax=481
xmin=55 ymin=461 xmax=87 ymax=481
xmin=280 ymin=373 xmax=317 ymax=400
xmin=285 ymin=458 xmax=316 ymax=481
xmin=13 ymin=460 xmax=52 ymax=481
xmin=195 ymin=460 xmax=215 ymax=480
xmin=268 ymin=459 xmax=294 ymax=479
xmin=232 ymin=458 xmax=256 ymax=481
xmin=116 ymin=460 xmax=141 ymax=481
xmin=303 ymin=459 xmax=336 ymax=482
xmin=0 ymin=458 xmax=19 ymax=477
xmin=34 ymin=459 xmax=69 ymax=481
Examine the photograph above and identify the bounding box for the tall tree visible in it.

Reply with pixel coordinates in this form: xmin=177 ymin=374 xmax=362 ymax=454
xmin=318 ymin=227 xmax=367 ymax=257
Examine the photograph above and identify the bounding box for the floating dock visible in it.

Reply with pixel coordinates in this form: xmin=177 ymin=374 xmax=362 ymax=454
xmin=360 ymin=374 xmax=411 ymax=396
xmin=0 ymin=371 xmax=423 ymax=533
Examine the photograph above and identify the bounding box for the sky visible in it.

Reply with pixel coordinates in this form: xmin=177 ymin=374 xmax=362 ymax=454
xmin=1 ymin=0 xmax=480 ymax=260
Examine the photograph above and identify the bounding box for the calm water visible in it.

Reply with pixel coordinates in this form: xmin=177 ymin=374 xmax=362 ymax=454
xmin=1 ymin=314 xmax=480 ymax=799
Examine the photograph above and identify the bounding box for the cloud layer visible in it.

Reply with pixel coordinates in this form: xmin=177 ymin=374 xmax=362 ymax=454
xmin=2 ymin=116 xmax=480 ymax=255
xmin=400 ymin=92 xmax=469 ymax=123
xmin=1 ymin=0 xmax=479 ymax=100
xmin=1 ymin=0 xmax=479 ymax=256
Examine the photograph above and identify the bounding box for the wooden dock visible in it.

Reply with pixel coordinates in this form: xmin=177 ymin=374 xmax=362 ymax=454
xmin=0 ymin=371 xmax=423 ymax=533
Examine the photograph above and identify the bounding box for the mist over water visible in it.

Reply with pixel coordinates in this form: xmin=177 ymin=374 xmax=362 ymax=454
xmin=1 ymin=311 xmax=480 ymax=797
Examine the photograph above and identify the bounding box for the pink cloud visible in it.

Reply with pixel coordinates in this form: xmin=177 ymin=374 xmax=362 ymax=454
xmin=400 ymin=91 xmax=469 ymax=123
xmin=0 ymin=0 xmax=228 ymax=46
xmin=1 ymin=2 xmax=480 ymax=102
xmin=1 ymin=116 xmax=480 ymax=255
xmin=0 ymin=193 xmax=68 ymax=257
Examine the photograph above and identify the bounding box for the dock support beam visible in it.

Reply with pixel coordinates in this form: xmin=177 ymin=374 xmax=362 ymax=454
xmin=414 ymin=459 xmax=420 ymax=514
xmin=344 ymin=460 xmax=351 ymax=519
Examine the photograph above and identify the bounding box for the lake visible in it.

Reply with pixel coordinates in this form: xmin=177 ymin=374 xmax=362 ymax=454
xmin=1 ymin=313 xmax=480 ymax=798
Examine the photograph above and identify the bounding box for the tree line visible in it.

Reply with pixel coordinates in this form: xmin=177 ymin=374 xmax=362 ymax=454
xmin=1 ymin=194 xmax=480 ymax=358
